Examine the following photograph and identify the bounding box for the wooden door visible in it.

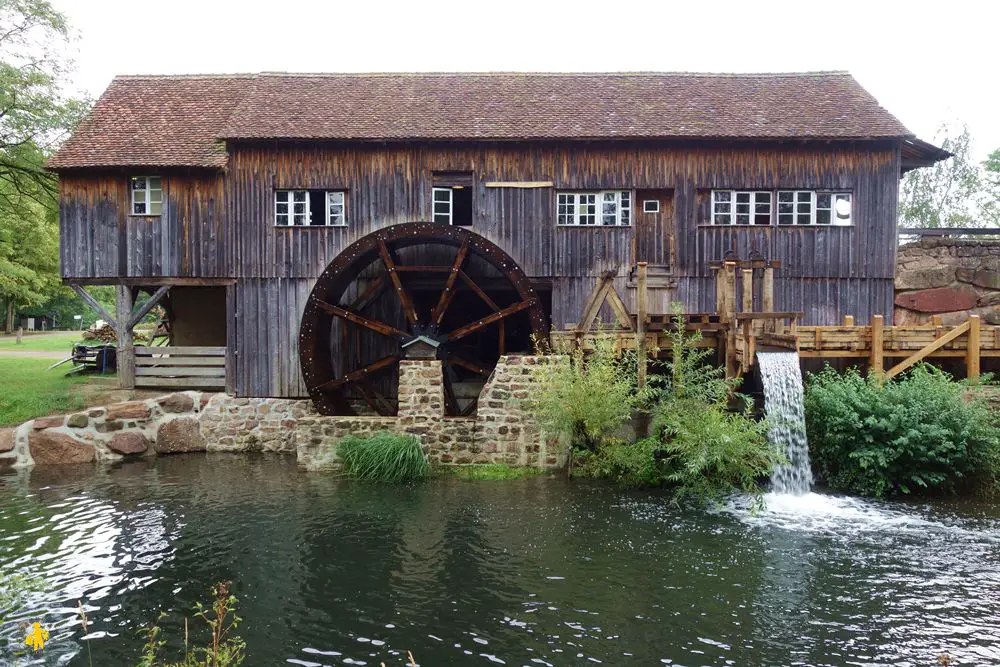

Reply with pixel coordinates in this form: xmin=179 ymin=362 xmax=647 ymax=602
xmin=634 ymin=189 xmax=675 ymax=267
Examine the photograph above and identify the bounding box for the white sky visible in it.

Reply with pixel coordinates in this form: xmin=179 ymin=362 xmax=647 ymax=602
xmin=51 ymin=0 xmax=999 ymax=159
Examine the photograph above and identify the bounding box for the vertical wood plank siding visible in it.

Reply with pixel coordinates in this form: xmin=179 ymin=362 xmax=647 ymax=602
xmin=59 ymin=140 xmax=902 ymax=396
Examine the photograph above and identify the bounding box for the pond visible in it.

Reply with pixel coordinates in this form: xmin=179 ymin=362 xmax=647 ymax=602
xmin=1 ymin=455 xmax=999 ymax=666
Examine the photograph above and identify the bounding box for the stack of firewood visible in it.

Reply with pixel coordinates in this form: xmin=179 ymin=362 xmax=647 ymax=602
xmin=82 ymin=323 xmax=116 ymax=343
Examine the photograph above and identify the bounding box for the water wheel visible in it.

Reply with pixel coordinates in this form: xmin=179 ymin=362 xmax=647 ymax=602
xmin=299 ymin=223 xmax=547 ymax=416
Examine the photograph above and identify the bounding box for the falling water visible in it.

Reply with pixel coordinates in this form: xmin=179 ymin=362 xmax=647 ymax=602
xmin=757 ymin=352 xmax=812 ymax=495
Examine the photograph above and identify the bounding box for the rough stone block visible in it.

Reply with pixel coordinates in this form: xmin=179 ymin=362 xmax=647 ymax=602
xmin=155 ymin=418 xmax=206 ymax=454
xmin=95 ymin=420 xmax=124 ymax=433
xmin=33 ymin=416 xmax=65 ymax=429
xmin=106 ymin=401 xmax=151 ymax=421
xmin=28 ymin=431 xmax=95 ymax=465
xmin=108 ymin=431 xmax=150 ymax=455
xmin=0 ymin=428 xmax=13 ymax=453
xmin=894 ymin=268 xmax=955 ymax=290
xmin=66 ymin=413 xmax=89 ymax=429
xmin=158 ymin=393 xmax=195 ymax=414
xmin=972 ymin=270 xmax=1000 ymax=290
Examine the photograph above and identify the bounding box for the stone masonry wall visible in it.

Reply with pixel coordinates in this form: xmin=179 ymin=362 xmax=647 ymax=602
xmin=895 ymin=238 xmax=1000 ymax=325
xmin=3 ymin=356 xmax=566 ymax=471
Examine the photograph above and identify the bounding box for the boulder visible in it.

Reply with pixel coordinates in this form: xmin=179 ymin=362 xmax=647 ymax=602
xmin=67 ymin=413 xmax=89 ymax=429
xmin=28 ymin=431 xmax=95 ymax=465
xmin=972 ymin=270 xmax=1000 ymax=290
xmin=0 ymin=428 xmax=14 ymax=453
xmin=956 ymin=267 xmax=977 ymax=283
xmin=894 ymin=287 xmax=979 ymax=314
xmin=154 ymin=418 xmax=206 ymax=454
xmin=96 ymin=420 xmax=124 ymax=433
xmin=158 ymin=393 xmax=194 ymax=414
xmin=106 ymin=401 xmax=151 ymax=421
xmin=894 ymin=268 xmax=955 ymax=290
xmin=108 ymin=431 xmax=149 ymax=456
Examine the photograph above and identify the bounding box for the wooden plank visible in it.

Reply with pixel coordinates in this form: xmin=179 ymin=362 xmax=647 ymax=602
xmin=741 ymin=268 xmax=753 ymax=313
xmin=127 ymin=285 xmax=171 ymax=328
xmin=575 ymin=275 xmax=615 ymax=333
xmin=605 ymin=287 xmax=634 ymax=332
xmin=136 ymin=356 xmax=225 ymax=366
xmin=483 ymin=181 xmax=554 ymax=188
xmin=636 ymin=262 xmax=648 ymax=390
xmin=135 ymin=367 xmax=226 ymax=377
xmin=885 ymin=319 xmax=972 ymax=380
xmin=762 ymin=267 xmax=775 ymax=313
xmin=967 ymin=315 xmax=981 ymax=381
xmin=135 ymin=377 xmax=226 ymax=389
xmin=135 ymin=346 xmax=226 ymax=355
xmin=870 ymin=315 xmax=884 ymax=378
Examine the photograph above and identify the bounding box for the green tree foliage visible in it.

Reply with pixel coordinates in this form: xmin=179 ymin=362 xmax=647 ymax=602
xmin=0 ymin=0 xmax=90 ymax=331
xmin=983 ymin=147 xmax=1000 ymax=227
xmin=530 ymin=335 xmax=646 ymax=451
xmin=898 ymin=123 xmax=987 ymax=228
xmin=804 ymin=365 xmax=1000 ymax=498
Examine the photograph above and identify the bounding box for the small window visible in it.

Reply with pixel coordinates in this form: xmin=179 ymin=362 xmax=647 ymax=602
xmin=712 ymin=190 xmax=771 ymax=225
xmin=275 ymin=189 xmax=347 ymax=227
xmin=131 ymin=176 xmax=162 ymax=215
xmin=432 ymin=172 xmax=473 ymax=226
xmin=643 ymin=200 xmax=660 ymax=213
xmin=556 ymin=191 xmax=630 ymax=226
xmin=432 ymin=187 xmax=453 ymax=225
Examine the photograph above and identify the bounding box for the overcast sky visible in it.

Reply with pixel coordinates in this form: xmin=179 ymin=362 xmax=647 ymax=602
xmin=51 ymin=0 xmax=998 ymax=159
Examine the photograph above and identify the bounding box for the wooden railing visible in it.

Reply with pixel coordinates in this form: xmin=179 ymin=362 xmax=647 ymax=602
xmin=134 ymin=346 xmax=226 ymax=390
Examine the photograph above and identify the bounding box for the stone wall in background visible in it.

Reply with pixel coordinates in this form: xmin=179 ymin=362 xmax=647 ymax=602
xmin=1 ymin=356 xmax=566 ymax=471
xmin=895 ymin=238 xmax=1000 ymax=325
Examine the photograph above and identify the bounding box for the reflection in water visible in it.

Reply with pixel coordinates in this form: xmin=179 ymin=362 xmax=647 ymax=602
xmin=1 ymin=456 xmax=999 ymax=665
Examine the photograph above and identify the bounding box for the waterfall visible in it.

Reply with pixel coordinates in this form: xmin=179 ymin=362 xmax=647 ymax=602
xmin=757 ymin=352 xmax=812 ymax=495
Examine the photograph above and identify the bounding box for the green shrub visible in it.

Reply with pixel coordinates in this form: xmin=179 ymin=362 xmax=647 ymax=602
xmin=804 ymin=364 xmax=1000 ymax=497
xmin=529 ymin=334 xmax=647 ymax=451
xmin=338 ymin=432 xmax=429 ymax=483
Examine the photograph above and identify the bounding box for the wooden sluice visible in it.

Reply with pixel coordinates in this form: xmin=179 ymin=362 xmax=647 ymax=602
xmin=553 ymin=261 xmax=993 ymax=382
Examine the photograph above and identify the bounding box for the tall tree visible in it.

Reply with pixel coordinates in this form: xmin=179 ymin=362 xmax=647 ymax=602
xmin=982 ymin=147 xmax=1000 ymax=228
xmin=0 ymin=0 xmax=88 ymax=331
xmin=898 ymin=123 xmax=985 ymax=228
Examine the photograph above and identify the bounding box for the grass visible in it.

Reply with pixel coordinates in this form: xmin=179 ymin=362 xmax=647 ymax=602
xmin=442 ymin=464 xmax=546 ymax=480
xmin=0 ymin=330 xmax=82 ymax=354
xmin=0 ymin=358 xmax=90 ymax=426
xmin=338 ymin=432 xmax=430 ymax=483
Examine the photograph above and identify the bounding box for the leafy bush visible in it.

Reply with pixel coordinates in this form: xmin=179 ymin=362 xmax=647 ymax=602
xmin=338 ymin=432 xmax=429 ymax=483
xmin=804 ymin=364 xmax=1000 ymax=497
xmin=529 ymin=335 xmax=647 ymax=451
xmin=575 ymin=309 xmax=780 ymax=502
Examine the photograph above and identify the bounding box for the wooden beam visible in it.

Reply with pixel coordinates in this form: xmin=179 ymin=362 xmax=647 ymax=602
xmin=741 ymin=268 xmax=754 ymax=314
xmin=313 ymin=354 xmax=401 ymax=392
xmin=885 ymin=318 xmax=972 ymax=380
xmin=483 ymin=181 xmax=554 ymax=188
xmin=448 ymin=299 xmax=536 ymax=341
xmin=636 ymin=262 xmax=648 ymax=390
xmin=377 ymin=239 xmax=419 ymax=326
xmin=967 ymin=315 xmax=981 ymax=381
xmin=349 ymin=276 xmax=388 ymax=312
xmin=870 ymin=315 xmax=884 ymax=378
xmin=575 ymin=274 xmax=615 ymax=333
xmin=432 ymin=239 xmax=469 ymax=325
xmin=127 ymin=285 xmax=170 ymax=329
xmin=70 ymin=284 xmax=116 ymax=328
xmin=762 ymin=267 xmax=775 ymax=313
xmin=116 ymin=284 xmax=135 ymax=390
xmin=843 ymin=315 xmax=854 ymax=326
xmin=605 ymin=287 xmax=634 ymax=332
xmin=64 ymin=277 xmax=236 ymax=287
xmin=314 ymin=299 xmax=409 ymax=338
xmin=457 ymin=269 xmax=500 ymax=312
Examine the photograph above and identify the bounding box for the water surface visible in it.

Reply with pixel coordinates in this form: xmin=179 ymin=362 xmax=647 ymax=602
xmin=1 ymin=455 xmax=999 ymax=666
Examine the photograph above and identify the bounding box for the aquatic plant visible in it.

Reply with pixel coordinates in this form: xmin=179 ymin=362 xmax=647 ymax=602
xmin=443 ymin=463 xmax=545 ymax=480
xmin=338 ymin=432 xmax=430 ymax=483
xmin=805 ymin=364 xmax=1000 ymax=497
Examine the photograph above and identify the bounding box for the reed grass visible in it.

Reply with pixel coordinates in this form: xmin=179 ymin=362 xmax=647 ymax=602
xmin=338 ymin=432 xmax=429 ymax=483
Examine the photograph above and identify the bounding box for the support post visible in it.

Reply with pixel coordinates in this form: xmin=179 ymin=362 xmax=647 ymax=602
xmin=967 ymin=314 xmax=981 ymax=382
xmin=741 ymin=269 xmax=754 ymax=314
xmin=636 ymin=262 xmax=648 ymax=390
xmin=843 ymin=315 xmax=854 ymax=327
xmin=16 ymin=327 xmax=23 ymax=344
xmin=116 ymin=284 xmax=135 ymax=389
xmin=870 ymin=315 xmax=884 ymax=379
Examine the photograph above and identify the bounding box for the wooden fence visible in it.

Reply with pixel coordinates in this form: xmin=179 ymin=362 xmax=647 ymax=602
xmin=134 ymin=346 xmax=226 ymax=390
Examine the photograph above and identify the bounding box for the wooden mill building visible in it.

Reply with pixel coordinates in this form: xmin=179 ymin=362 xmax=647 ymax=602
xmin=47 ymin=71 xmax=948 ymax=414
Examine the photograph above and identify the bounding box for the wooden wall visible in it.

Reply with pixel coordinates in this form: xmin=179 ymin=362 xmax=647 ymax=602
xmin=58 ymin=139 xmax=902 ymax=397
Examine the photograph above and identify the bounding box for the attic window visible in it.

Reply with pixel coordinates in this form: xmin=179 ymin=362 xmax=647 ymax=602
xmin=131 ymin=176 xmax=162 ymax=215
xmin=432 ymin=172 xmax=474 ymax=226
xmin=275 ymin=190 xmax=347 ymax=227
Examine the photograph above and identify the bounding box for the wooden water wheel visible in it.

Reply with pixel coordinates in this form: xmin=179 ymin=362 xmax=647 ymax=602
xmin=299 ymin=223 xmax=547 ymax=416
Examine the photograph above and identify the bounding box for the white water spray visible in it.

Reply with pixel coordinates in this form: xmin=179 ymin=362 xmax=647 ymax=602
xmin=757 ymin=352 xmax=812 ymax=495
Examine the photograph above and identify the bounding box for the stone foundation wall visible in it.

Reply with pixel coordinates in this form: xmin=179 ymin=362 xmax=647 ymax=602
xmin=895 ymin=238 xmax=1000 ymax=325
xmin=2 ymin=356 xmax=566 ymax=471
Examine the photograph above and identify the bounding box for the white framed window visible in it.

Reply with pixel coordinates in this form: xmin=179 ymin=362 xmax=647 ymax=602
xmin=130 ymin=176 xmax=162 ymax=215
xmin=433 ymin=187 xmax=452 ymax=224
xmin=712 ymin=190 xmax=771 ymax=225
xmin=643 ymin=200 xmax=660 ymax=213
xmin=777 ymin=191 xmax=852 ymax=226
xmin=275 ymin=190 xmax=310 ymax=226
xmin=326 ymin=191 xmax=346 ymax=226
xmin=556 ymin=191 xmax=631 ymax=226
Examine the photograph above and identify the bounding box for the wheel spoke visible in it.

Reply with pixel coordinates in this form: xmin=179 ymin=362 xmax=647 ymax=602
xmin=457 ymin=269 xmax=499 ymax=311
xmin=447 ymin=352 xmax=490 ymax=377
xmin=355 ymin=379 xmax=395 ymax=416
xmin=442 ymin=369 xmax=460 ymax=415
xmin=377 ymin=239 xmax=420 ymax=326
xmin=447 ymin=299 xmax=537 ymax=341
xmin=312 ymin=353 xmax=401 ymax=392
xmin=314 ymin=299 xmax=408 ymax=338
xmin=349 ymin=276 xmax=388 ymax=312
xmin=432 ymin=239 xmax=470 ymax=325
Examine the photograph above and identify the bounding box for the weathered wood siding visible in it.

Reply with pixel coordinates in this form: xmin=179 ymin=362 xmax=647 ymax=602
xmin=60 ymin=170 xmax=227 ymax=279
xmin=60 ymin=140 xmax=902 ymax=397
